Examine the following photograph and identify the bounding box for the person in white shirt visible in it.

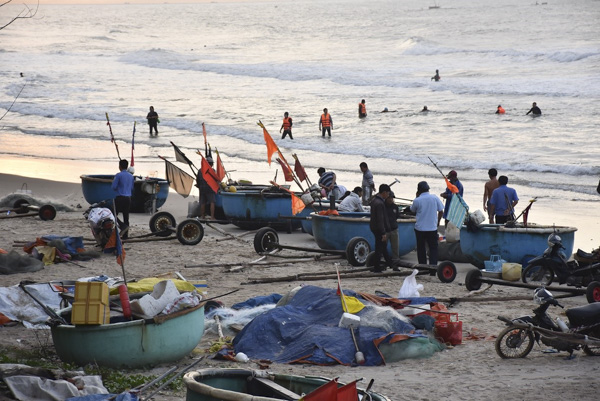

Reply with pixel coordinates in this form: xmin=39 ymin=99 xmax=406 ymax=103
xmin=338 ymin=187 xmax=364 ymax=212
xmin=410 ymin=181 xmax=444 ymax=265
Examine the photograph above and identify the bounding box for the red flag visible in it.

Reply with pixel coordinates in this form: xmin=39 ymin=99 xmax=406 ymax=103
xmin=294 ymin=157 xmax=308 ymax=182
xmin=215 ymin=150 xmax=226 ymax=181
xmin=202 ymin=122 xmax=207 ymax=146
xmin=300 ymin=379 xmax=338 ymax=401
xmin=277 ymin=158 xmax=294 ymax=182
xmin=262 ymin=125 xmax=278 ymax=165
xmin=336 ymin=381 xmax=359 ymax=401
xmin=201 ymin=155 xmax=220 ymax=193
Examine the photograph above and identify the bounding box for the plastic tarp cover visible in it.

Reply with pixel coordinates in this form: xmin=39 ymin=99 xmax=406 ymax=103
xmin=231 ymin=293 xmax=282 ymax=310
xmin=0 ymin=283 xmax=63 ymax=328
xmin=4 ymin=375 xmax=108 ymax=401
xmin=0 ymin=250 xmax=44 ymax=275
xmin=233 ymin=286 xmax=427 ymax=366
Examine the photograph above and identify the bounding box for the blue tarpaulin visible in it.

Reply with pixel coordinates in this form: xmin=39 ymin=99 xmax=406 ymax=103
xmin=233 ymin=286 xmax=430 ymax=366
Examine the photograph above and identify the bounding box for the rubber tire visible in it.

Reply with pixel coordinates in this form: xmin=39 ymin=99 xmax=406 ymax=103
xmin=345 ymin=237 xmax=371 ymax=267
xmin=586 ymin=281 xmax=600 ymax=304
xmin=522 ymin=264 xmax=554 ymax=286
xmin=365 ymin=251 xmax=377 ymax=268
xmin=149 ymin=212 xmax=176 ymax=237
xmin=13 ymin=198 xmax=30 ymax=214
xmin=176 ymin=219 xmax=204 ymax=246
xmin=465 ymin=268 xmax=483 ymax=291
xmin=437 ymin=261 xmax=457 ymax=283
xmin=38 ymin=205 xmax=57 ymax=221
xmin=253 ymin=227 xmax=279 ymax=254
xmin=495 ymin=326 xmax=535 ymax=358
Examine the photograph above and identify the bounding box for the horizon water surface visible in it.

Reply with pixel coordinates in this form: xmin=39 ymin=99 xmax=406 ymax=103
xmin=1 ymin=0 xmax=599 ymax=246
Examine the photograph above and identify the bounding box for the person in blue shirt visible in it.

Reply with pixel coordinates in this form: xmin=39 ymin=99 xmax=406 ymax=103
xmin=111 ymin=159 xmax=135 ymax=238
xmin=440 ymin=170 xmax=464 ymax=226
xmin=411 ymin=181 xmax=444 ymax=265
xmin=489 ymin=175 xmax=519 ymax=224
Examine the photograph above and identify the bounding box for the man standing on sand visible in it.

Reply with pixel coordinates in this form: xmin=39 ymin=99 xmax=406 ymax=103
xmin=370 ymin=184 xmax=394 ymax=272
xmin=440 ymin=170 xmax=463 ymax=226
xmin=360 ymin=162 xmax=375 ymax=206
xmin=111 ymin=159 xmax=134 ymax=239
xmin=319 ymin=108 xmax=333 ymax=137
xmin=526 ymin=102 xmax=542 ymax=116
xmin=489 ymin=175 xmax=519 ymax=225
xmin=411 ymin=181 xmax=444 ymax=266
xmin=483 ymin=168 xmax=500 ymax=223
xmin=146 ymin=106 xmax=159 ymax=136
xmin=195 ymin=156 xmax=217 ymax=220
xmin=279 ymin=111 xmax=293 ymax=140
xmin=358 ymin=99 xmax=367 ymax=118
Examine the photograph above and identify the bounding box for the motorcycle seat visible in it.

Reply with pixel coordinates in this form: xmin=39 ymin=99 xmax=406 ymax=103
xmin=575 ymin=249 xmax=600 ymax=264
xmin=566 ymin=302 xmax=600 ymax=328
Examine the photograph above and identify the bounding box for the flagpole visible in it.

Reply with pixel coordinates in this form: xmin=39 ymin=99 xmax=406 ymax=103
xmin=428 ymin=156 xmax=458 ymax=194
xmin=106 ymin=112 xmax=121 ymax=160
xmin=258 ymin=121 xmax=304 ymax=192
xmin=130 ymin=121 xmax=136 ymax=167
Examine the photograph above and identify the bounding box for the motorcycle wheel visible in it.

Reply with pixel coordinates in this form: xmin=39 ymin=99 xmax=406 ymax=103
xmin=522 ymin=264 xmax=554 ymax=286
xmin=495 ymin=326 xmax=535 ymax=358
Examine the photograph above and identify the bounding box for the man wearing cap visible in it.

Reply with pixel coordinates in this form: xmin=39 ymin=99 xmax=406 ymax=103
xmin=411 ymin=181 xmax=444 ymax=265
xmin=196 ymin=156 xmax=216 ymax=220
xmin=440 ymin=170 xmax=464 ymax=226
xmin=369 ymin=184 xmax=394 ymax=272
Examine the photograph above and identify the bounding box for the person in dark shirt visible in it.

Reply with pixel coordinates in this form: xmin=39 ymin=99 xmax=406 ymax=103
xmin=147 ymin=106 xmax=159 ymax=135
xmin=526 ymin=102 xmax=542 ymax=115
xmin=431 ymin=69 xmax=440 ymax=81
xmin=369 ymin=184 xmax=394 ymax=272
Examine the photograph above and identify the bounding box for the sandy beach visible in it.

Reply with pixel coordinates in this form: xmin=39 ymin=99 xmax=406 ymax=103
xmin=0 ymin=173 xmax=599 ymax=401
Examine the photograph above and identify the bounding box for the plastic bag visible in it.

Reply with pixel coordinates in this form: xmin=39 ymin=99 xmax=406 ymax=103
xmin=398 ymin=269 xmax=424 ymax=298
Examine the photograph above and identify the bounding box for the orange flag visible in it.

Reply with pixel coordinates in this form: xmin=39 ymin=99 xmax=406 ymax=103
xmin=215 ymin=149 xmax=226 ymax=181
xmin=291 ymin=193 xmax=306 ymax=215
xmin=445 ymin=177 xmax=459 ymax=194
xmin=261 ymin=124 xmax=278 ymax=165
xmin=201 ymin=155 xmax=220 ymax=193
xmin=336 ymin=381 xmax=359 ymax=401
xmin=300 ymin=379 xmax=338 ymax=401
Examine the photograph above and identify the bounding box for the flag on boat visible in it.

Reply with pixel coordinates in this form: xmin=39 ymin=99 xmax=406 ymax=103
xmin=105 ymin=224 xmax=125 ymax=265
xmin=163 ymin=158 xmax=195 ymax=197
xmin=299 ymin=378 xmax=338 ymax=401
xmin=200 ymin=154 xmax=221 ymax=193
xmin=270 ymin=181 xmax=306 ymax=215
xmin=294 ymin=157 xmax=308 ymax=182
xmin=336 ymin=380 xmax=360 ymax=401
xmin=130 ymin=121 xmax=136 ymax=166
xmin=260 ymin=122 xmax=278 ymax=165
xmin=171 ymin=141 xmax=195 ymax=168
xmin=277 ymin=158 xmax=294 ymax=182
xmin=215 ymin=149 xmax=226 ymax=182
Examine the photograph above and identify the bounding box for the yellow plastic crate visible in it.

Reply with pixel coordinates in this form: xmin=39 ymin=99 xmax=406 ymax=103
xmin=71 ymin=302 xmax=110 ymax=325
xmin=74 ymin=282 xmax=109 ymax=304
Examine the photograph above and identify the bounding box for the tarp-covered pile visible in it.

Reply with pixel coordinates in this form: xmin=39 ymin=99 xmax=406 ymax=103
xmin=233 ymin=286 xmax=443 ymax=366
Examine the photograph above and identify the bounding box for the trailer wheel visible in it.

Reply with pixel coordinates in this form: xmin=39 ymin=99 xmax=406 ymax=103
xmin=149 ymin=212 xmax=176 ymax=237
xmin=253 ymin=227 xmax=279 ymax=254
xmin=437 ymin=261 xmax=457 ymax=283
xmin=586 ymin=281 xmax=600 ymax=304
xmin=365 ymin=251 xmax=376 ymax=267
xmin=13 ymin=198 xmax=29 ymax=214
xmin=465 ymin=268 xmax=483 ymax=291
xmin=345 ymin=237 xmax=371 ymax=267
xmin=176 ymin=219 xmax=204 ymax=246
xmin=38 ymin=205 xmax=57 ymax=221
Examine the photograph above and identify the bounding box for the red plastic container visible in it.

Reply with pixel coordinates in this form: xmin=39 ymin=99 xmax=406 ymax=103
xmin=434 ymin=313 xmax=463 ymax=345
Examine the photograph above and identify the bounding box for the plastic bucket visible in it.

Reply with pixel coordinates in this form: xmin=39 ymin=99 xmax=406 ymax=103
xmin=434 ymin=313 xmax=462 ymax=345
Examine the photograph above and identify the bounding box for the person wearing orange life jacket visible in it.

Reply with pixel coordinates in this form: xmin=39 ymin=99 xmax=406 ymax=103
xmin=358 ymin=99 xmax=367 ymax=118
xmin=279 ymin=112 xmax=293 ymax=139
xmin=496 ymin=105 xmax=506 ymax=114
xmin=319 ymin=108 xmax=333 ymax=137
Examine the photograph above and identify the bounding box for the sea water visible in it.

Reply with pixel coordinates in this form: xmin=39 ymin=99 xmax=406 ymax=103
xmin=1 ymin=0 xmax=599 ymax=246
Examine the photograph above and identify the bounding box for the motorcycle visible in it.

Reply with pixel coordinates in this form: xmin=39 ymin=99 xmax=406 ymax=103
xmin=521 ymin=233 xmax=600 ymax=303
xmin=496 ymin=288 xmax=600 ymax=359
